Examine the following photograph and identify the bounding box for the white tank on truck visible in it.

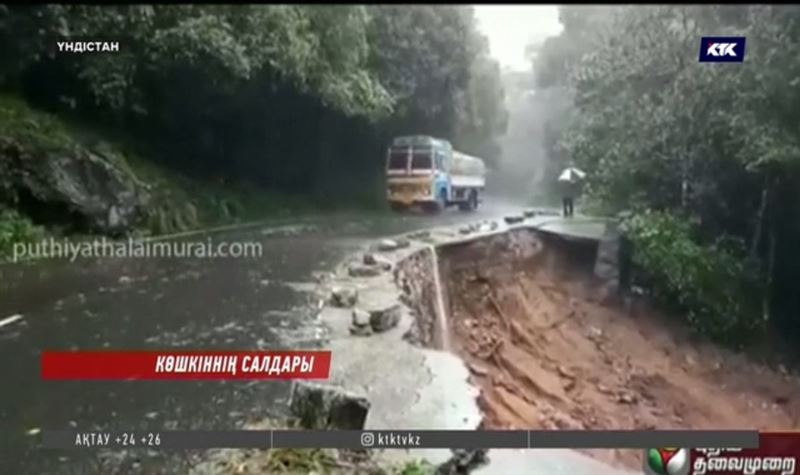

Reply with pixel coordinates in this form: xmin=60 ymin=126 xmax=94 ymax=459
xmin=451 ymin=152 xmax=486 ymax=181
xmin=449 ymin=151 xmax=486 ymax=211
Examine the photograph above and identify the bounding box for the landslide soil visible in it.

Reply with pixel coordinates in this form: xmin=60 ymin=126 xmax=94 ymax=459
xmin=441 ymin=234 xmax=800 ymax=470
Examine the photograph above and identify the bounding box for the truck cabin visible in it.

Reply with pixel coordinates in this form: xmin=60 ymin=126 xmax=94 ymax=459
xmin=386 ymin=137 xmax=449 ymax=175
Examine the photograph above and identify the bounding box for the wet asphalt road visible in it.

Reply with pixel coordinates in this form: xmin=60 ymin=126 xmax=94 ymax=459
xmin=0 ymin=203 xmax=518 ymax=474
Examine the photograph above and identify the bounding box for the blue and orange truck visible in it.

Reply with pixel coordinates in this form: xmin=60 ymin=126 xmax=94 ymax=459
xmin=385 ymin=135 xmax=486 ymax=213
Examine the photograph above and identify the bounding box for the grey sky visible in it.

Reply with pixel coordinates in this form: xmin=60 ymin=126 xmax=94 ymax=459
xmin=473 ymin=5 xmax=563 ymax=71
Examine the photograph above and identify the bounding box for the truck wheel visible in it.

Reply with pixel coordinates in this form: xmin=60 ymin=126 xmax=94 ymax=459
xmin=457 ymin=192 xmax=471 ymax=211
xmin=389 ymin=202 xmax=407 ymax=213
xmin=431 ymin=188 xmax=447 ymax=213
xmin=425 ymin=190 xmax=446 ymax=214
xmin=459 ymin=190 xmax=478 ymax=212
xmin=469 ymin=190 xmax=479 ymax=211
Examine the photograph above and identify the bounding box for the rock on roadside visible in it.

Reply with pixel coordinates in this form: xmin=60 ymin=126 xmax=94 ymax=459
xmin=0 ymin=136 xmax=148 ymax=234
xmin=363 ymin=253 xmax=393 ymax=270
xmin=435 ymin=449 xmax=489 ymax=474
xmin=349 ymin=309 xmax=373 ymax=337
xmin=352 ymin=309 xmax=371 ymax=327
xmin=406 ymin=230 xmax=430 ymax=240
xmin=349 ymin=325 xmax=373 ymax=337
xmin=376 ymin=238 xmax=411 ymax=252
xmin=289 ymin=381 xmax=371 ymax=430
xmin=330 ymin=287 xmax=358 ymax=308
xmin=348 ymin=263 xmax=383 ymax=278
xmin=368 ymin=303 xmax=401 ymax=333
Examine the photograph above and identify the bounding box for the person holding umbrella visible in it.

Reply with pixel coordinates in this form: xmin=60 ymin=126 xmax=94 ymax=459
xmin=557 ymin=166 xmax=586 ymax=217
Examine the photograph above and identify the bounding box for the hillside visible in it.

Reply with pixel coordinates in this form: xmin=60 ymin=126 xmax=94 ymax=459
xmin=0 ymin=95 xmax=310 ymax=257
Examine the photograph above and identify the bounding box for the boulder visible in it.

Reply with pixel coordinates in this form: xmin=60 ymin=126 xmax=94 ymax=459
xmin=407 ymin=230 xmax=431 ymax=240
xmin=348 ymin=263 xmax=383 ymax=278
xmin=0 ymin=137 xmax=148 ymax=234
xmin=349 ymin=309 xmax=373 ymax=336
xmin=363 ymin=253 xmax=377 ymax=266
xmin=376 ymin=238 xmax=410 ymax=252
xmin=504 ymin=215 xmax=524 ymax=225
xmin=368 ymin=303 xmax=402 ymax=333
xmin=523 ymin=209 xmax=536 ymax=218
xmin=478 ymin=222 xmax=497 ymax=233
xmin=351 ymin=308 xmax=371 ymax=327
xmin=459 ymin=226 xmax=473 ymax=235
xmin=289 ymin=381 xmax=371 ymax=430
xmin=373 ymin=255 xmax=393 ymax=271
xmin=330 ymin=287 xmax=358 ymax=308
xmin=435 ymin=449 xmax=489 ymax=475
xmin=349 ymin=324 xmax=373 ymax=337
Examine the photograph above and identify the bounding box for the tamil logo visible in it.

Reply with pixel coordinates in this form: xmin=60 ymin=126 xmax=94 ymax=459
xmin=643 ymin=448 xmax=690 ymax=475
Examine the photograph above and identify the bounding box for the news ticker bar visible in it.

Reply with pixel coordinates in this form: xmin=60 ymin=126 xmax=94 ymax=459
xmin=43 ymin=430 xmax=758 ymax=450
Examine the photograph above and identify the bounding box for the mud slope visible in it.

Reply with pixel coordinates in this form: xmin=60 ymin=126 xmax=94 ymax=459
xmin=438 ymin=228 xmax=800 ymax=470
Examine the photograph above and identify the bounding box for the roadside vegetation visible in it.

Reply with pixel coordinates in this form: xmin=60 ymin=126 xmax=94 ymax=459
xmin=0 ymin=94 xmax=316 ymax=259
xmin=0 ymin=5 xmax=507 ymax=250
xmin=0 ymin=208 xmax=41 ymax=261
xmin=530 ymin=5 xmax=800 ymax=347
xmin=188 ymin=417 xmax=440 ymax=475
xmin=213 ymin=449 xmax=435 ymax=475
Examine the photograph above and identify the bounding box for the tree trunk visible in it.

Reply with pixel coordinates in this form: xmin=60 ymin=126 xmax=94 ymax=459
xmin=750 ymin=179 xmax=769 ymax=259
xmin=763 ymin=222 xmax=776 ymax=323
xmin=679 ymin=137 xmax=691 ymax=210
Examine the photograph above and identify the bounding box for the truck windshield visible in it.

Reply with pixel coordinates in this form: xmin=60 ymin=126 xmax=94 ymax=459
xmin=411 ymin=148 xmax=432 ymax=170
xmin=388 ymin=149 xmax=408 ymax=170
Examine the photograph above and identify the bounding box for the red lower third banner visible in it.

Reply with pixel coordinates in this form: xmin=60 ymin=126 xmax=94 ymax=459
xmin=688 ymin=433 xmax=799 ymax=474
xmin=40 ymin=350 xmax=332 ymax=380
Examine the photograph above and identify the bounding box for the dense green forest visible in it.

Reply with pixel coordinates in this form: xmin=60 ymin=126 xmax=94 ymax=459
xmin=531 ymin=5 xmax=800 ymax=346
xmin=0 ymin=5 xmax=507 ymax=241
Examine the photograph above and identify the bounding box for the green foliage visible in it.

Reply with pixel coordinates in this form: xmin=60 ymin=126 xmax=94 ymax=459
xmin=549 ymin=6 xmax=800 ymax=223
xmin=395 ymin=459 xmax=436 ymax=475
xmin=258 ymin=448 xmax=340 ymax=473
xmin=0 ymin=5 xmax=393 ymax=119
xmin=0 ymin=93 xmax=315 ymax=238
xmin=0 ymin=208 xmax=42 ymax=260
xmin=531 ymin=6 xmax=800 ymax=344
xmin=125 ymin=152 xmax=318 ymax=236
xmin=622 ymin=211 xmax=764 ymax=344
xmin=0 ymin=5 xmax=507 ymax=209
xmin=0 ymin=95 xmax=77 ymax=153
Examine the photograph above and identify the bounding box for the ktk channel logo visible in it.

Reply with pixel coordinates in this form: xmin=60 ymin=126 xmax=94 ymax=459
xmin=699 ymin=36 xmax=746 ymax=63
xmin=643 ymin=448 xmax=690 ymax=475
